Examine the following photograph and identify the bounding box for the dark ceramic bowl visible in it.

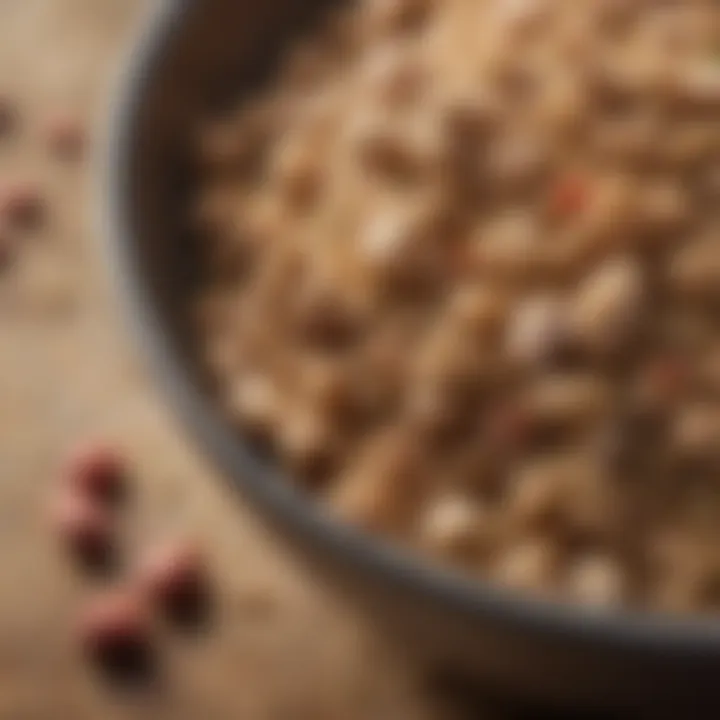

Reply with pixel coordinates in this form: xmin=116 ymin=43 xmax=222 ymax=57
xmin=102 ymin=0 xmax=720 ymax=712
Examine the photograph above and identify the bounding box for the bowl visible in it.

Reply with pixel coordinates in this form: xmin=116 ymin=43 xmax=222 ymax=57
xmin=101 ymin=0 xmax=720 ymax=712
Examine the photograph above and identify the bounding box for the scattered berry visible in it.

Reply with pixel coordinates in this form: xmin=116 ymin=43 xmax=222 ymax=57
xmin=49 ymin=490 xmax=114 ymax=569
xmin=77 ymin=589 xmax=154 ymax=684
xmin=63 ymin=440 xmax=127 ymax=505
xmin=137 ymin=539 xmax=210 ymax=628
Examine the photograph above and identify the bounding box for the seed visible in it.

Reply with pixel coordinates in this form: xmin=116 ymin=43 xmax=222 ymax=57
xmin=62 ymin=440 xmax=127 ymax=504
xmin=49 ymin=491 xmax=114 ymax=568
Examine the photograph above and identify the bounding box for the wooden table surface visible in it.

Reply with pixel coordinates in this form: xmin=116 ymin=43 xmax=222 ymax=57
xmin=0 ymin=2 xmax=520 ymax=718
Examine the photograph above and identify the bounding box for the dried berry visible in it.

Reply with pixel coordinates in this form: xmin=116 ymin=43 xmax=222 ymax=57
xmin=77 ymin=590 xmax=154 ymax=684
xmin=62 ymin=440 xmax=127 ymax=505
xmin=49 ymin=491 xmax=114 ymax=569
xmin=137 ymin=540 xmax=210 ymax=629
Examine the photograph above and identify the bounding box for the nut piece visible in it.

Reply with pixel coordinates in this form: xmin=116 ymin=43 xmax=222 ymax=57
xmin=272 ymin=138 xmax=323 ymax=210
xmin=278 ymin=407 xmax=337 ymax=484
xmin=565 ymin=554 xmax=625 ymax=606
xmin=330 ymin=429 xmax=425 ymax=535
xmin=493 ymin=539 xmax=557 ymax=593
xmin=570 ymin=257 xmax=644 ymax=354
xmin=526 ymin=375 xmax=609 ymax=431
xmin=472 ymin=213 xmax=540 ymax=280
xmin=62 ymin=440 xmax=127 ymax=504
xmin=228 ymin=374 xmax=279 ymax=442
xmin=505 ymin=295 xmax=569 ymax=367
xmin=421 ymin=494 xmax=493 ymax=560
xmin=509 ymin=456 xmax=616 ymax=538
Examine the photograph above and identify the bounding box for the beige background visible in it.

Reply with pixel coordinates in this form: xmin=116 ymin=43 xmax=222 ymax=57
xmin=0 ymin=1 xmax=506 ymax=718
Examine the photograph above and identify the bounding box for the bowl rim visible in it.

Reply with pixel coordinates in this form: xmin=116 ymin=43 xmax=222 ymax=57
xmin=101 ymin=0 xmax=720 ymax=656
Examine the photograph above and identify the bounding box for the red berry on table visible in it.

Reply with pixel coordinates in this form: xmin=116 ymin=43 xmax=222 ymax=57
xmin=63 ymin=440 xmax=127 ymax=504
xmin=49 ymin=490 xmax=114 ymax=567
xmin=77 ymin=589 xmax=154 ymax=683
xmin=137 ymin=539 xmax=210 ymax=627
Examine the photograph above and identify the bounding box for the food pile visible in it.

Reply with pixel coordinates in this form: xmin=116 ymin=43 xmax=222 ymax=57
xmin=194 ymin=0 xmax=720 ymax=612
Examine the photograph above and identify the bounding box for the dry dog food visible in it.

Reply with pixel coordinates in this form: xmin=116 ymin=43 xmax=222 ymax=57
xmin=193 ymin=0 xmax=720 ymax=613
